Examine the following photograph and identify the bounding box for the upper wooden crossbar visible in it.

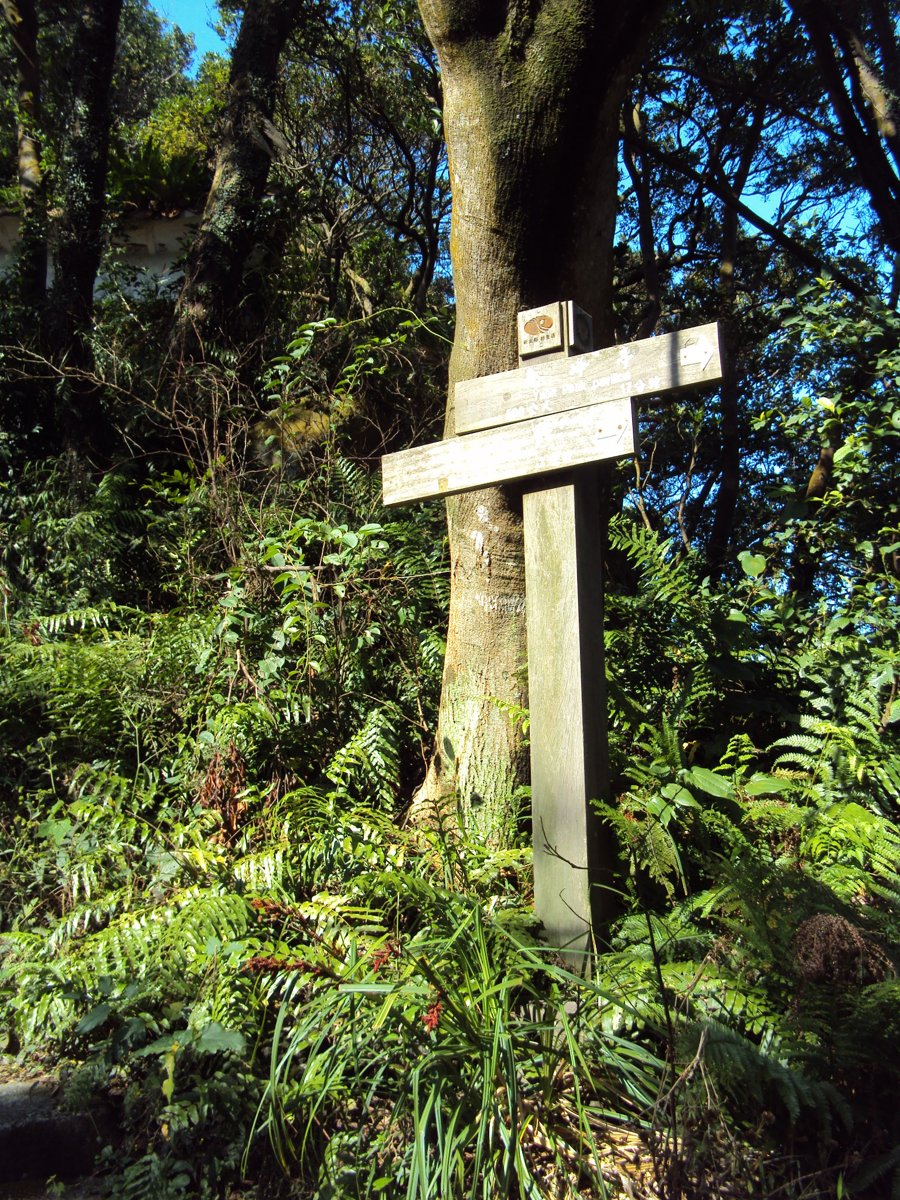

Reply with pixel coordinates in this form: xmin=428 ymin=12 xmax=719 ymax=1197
xmin=454 ymin=322 xmax=722 ymax=434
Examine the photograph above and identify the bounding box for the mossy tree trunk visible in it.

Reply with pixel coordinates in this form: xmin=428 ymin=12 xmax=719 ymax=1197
xmin=169 ymin=0 xmax=301 ymax=369
xmin=1 ymin=0 xmax=46 ymax=314
xmin=46 ymin=0 xmax=123 ymax=455
xmin=413 ymin=0 xmax=665 ymax=841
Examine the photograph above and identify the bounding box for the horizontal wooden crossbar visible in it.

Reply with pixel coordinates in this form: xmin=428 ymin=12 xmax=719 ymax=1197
xmin=382 ymin=397 xmax=636 ymax=505
xmin=454 ymin=322 xmax=722 ymax=434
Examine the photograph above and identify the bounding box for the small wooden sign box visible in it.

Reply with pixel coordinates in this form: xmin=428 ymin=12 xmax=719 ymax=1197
xmin=382 ymin=305 xmax=723 ymax=956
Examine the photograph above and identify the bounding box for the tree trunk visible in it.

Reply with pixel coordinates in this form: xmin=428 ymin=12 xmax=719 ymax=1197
xmin=169 ymin=0 xmax=300 ymax=367
xmin=413 ymin=0 xmax=664 ymax=841
xmin=46 ymin=0 xmax=123 ymax=454
xmin=623 ymin=101 xmax=662 ymax=339
xmin=1 ymin=0 xmax=46 ymax=314
xmin=793 ymin=0 xmax=900 ymax=254
xmin=789 ymin=444 xmax=835 ymax=596
xmin=706 ymin=106 xmax=764 ymax=578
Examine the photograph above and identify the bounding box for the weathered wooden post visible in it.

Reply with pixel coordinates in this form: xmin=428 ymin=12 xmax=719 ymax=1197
xmin=382 ymin=309 xmax=722 ymax=957
xmin=516 ymin=301 xmax=611 ymax=957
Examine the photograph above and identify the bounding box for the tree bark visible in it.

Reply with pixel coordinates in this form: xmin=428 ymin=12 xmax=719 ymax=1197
xmin=1 ymin=0 xmax=46 ymax=313
xmin=45 ymin=0 xmax=123 ymax=454
xmin=789 ymin=443 xmax=835 ymax=596
xmin=48 ymin=0 xmax=122 ymax=351
xmin=623 ymin=101 xmax=662 ymax=339
xmin=169 ymin=0 xmax=300 ymax=367
xmin=706 ymin=105 xmax=764 ymax=577
xmin=792 ymin=0 xmax=900 ymax=254
xmin=413 ymin=0 xmax=664 ymax=840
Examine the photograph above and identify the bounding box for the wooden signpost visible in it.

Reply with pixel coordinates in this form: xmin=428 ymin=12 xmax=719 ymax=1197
xmin=382 ymin=304 xmax=723 ymax=957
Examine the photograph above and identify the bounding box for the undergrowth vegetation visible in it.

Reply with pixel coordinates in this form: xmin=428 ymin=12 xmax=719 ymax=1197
xmin=1 ymin=401 xmax=898 ymax=1197
xmin=0 ymin=272 xmax=897 ymax=1198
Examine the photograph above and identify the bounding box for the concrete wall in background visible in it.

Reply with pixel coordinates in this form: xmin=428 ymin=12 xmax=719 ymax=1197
xmin=0 ymin=209 xmax=200 ymax=289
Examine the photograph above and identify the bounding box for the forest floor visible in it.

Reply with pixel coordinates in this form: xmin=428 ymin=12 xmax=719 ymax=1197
xmin=0 ymin=1060 xmax=107 ymax=1199
xmin=0 ymin=1053 xmax=671 ymax=1200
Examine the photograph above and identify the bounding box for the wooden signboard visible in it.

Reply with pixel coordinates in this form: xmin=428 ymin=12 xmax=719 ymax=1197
xmin=381 ymin=397 xmax=635 ymax=506
xmin=456 ymin=323 xmax=721 ymax=434
xmin=381 ymin=309 xmax=723 ymax=958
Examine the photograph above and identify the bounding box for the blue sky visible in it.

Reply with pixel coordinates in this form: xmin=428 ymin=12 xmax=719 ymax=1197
xmin=151 ymin=0 xmax=230 ymax=66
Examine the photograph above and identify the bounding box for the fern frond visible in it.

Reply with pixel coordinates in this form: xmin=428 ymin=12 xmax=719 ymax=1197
xmin=325 ymin=705 xmax=401 ymax=806
xmin=683 ymin=1019 xmax=848 ymax=1132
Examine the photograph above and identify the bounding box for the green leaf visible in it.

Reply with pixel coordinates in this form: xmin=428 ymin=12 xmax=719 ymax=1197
xmin=737 ymin=550 xmax=766 ymax=577
xmin=660 ymin=783 xmax=699 ymax=808
xmin=140 ymin=1034 xmax=183 ymax=1056
xmin=744 ymin=774 xmax=791 ymax=796
xmin=76 ymin=1002 xmax=111 ymax=1035
xmin=195 ymin=1022 xmax=246 ymax=1055
xmin=687 ymin=767 xmax=733 ymax=799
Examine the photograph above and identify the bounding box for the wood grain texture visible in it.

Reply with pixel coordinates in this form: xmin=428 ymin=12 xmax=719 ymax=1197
xmin=523 ymin=472 xmax=612 ymax=955
xmin=455 ymin=322 xmax=722 ymax=434
xmin=382 ymin=398 xmax=636 ymax=506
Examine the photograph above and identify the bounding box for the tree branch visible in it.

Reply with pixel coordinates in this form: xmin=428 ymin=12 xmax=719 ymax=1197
xmin=625 ymin=126 xmax=869 ymax=300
